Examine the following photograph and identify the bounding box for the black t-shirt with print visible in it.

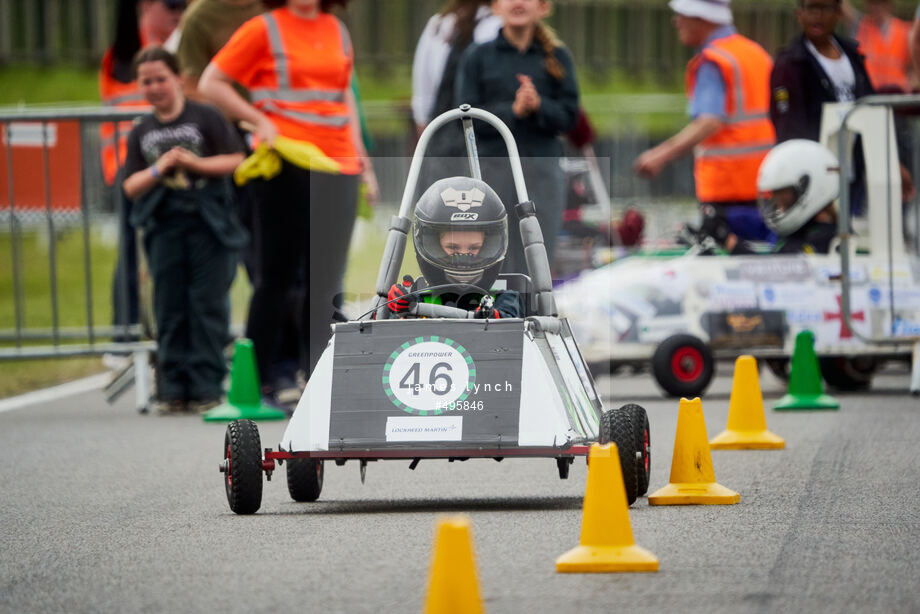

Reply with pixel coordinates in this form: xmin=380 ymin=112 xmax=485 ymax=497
xmin=124 ymin=99 xmax=243 ymax=191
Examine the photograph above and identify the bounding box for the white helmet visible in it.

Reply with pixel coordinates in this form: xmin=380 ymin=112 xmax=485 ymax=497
xmin=756 ymin=139 xmax=839 ymax=236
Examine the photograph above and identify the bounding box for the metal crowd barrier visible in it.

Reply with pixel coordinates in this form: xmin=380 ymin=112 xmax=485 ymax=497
xmin=0 ymin=106 xmax=155 ymax=410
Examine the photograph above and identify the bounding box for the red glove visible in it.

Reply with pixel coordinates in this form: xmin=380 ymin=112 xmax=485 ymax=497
xmin=475 ymin=307 xmax=500 ymax=319
xmin=474 ymin=295 xmax=500 ymax=319
xmin=387 ymin=275 xmax=414 ymax=313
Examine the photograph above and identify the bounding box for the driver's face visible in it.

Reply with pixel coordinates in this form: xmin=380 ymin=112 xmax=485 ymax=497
xmin=772 ymin=187 xmax=798 ymax=211
xmin=440 ymin=230 xmax=484 ymax=256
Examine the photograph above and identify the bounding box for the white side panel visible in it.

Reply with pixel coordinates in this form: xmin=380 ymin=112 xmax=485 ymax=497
xmin=281 ymin=339 xmax=335 ymax=452
xmin=518 ymin=336 xmax=574 ymax=446
xmin=545 ymin=332 xmax=600 ymax=438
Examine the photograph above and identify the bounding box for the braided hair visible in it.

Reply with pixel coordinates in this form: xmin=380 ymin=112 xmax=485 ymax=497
xmin=533 ymin=19 xmax=565 ymax=80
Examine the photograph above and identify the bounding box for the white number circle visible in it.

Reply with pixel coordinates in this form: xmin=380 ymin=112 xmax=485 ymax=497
xmin=386 ymin=340 xmax=471 ymax=413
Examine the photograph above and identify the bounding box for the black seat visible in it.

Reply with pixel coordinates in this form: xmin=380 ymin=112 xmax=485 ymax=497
xmin=494 ymin=273 xmax=536 ymax=316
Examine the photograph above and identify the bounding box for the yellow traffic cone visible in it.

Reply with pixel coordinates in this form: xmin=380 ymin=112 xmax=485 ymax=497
xmin=423 ymin=516 xmax=485 ymax=614
xmin=710 ymin=356 xmax=785 ymax=450
xmin=556 ymin=443 xmax=659 ymax=573
xmin=648 ymin=398 xmax=740 ymax=505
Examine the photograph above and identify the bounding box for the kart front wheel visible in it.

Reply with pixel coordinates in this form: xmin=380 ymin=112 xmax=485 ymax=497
xmin=652 ymin=334 xmax=714 ymax=398
xmin=223 ymin=419 xmax=263 ymax=515
xmin=286 ymin=457 xmax=324 ymax=502
xmin=598 ymin=408 xmax=638 ymax=505
xmin=620 ymin=403 xmax=650 ymax=497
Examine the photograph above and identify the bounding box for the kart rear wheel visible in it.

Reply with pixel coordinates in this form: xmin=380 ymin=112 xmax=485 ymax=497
xmin=286 ymin=458 xmax=324 ymax=502
xmin=223 ymin=420 xmax=263 ymax=515
xmin=652 ymin=334 xmax=714 ymax=398
xmin=598 ymin=408 xmax=638 ymax=505
xmin=819 ymin=356 xmax=878 ymax=391
xmin=620 ymin=403 xmax=650 ymax=497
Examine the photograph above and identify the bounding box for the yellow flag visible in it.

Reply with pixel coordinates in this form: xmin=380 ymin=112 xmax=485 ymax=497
xmin=234 ymin=136 xmax=341 ymax=186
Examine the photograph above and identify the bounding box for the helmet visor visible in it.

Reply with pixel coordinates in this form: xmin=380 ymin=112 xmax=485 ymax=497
xmin=414 ymin=218 xmax=508 ymax=275
xmin=758 ymin=179 xmax=807 ymax=234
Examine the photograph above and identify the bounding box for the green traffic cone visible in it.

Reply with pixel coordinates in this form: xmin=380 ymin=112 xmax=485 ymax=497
xmin=773 ymin=330 xmax=839 ymax=411
xmin=202 ymin=339 xmax=288 ymax=422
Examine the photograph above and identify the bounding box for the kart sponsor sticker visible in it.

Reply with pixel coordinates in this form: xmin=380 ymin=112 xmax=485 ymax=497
xmin=329 ymin=320 xmax=523 ymax=447
xmin=811 ymin=294 xmax=871 ymax=344
xmin=759 ymin=283 xmax=826 ymax=309
xmin=869 ymin=308 xmax=920 ymax=337
xmin=815 ymin=264 xmax=867 ymax=284
xmin=867 ymin=286 xmax=920 ymax=309
xmin=385 ymin=416 xmax=463 ymax=442
xmin=706 ymin=282 xmax=758 ymax=309
xmin=736 ymin=257 xmax=811 ymax=282
xmin=705 ymin=310 xmax=785 ymax=349
xmin=383 ymin=337 xmax=474 ymax=416
xmin=869 ymin=264 xmax=912 ymax=283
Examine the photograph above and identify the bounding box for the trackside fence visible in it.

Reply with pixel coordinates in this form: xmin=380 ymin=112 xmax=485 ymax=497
xmin=0 ymin=106 xmax=154 ymax=409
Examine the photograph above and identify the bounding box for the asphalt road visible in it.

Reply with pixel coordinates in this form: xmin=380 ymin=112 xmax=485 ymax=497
xmin=1 ymin=363 xmax=918 ymax=613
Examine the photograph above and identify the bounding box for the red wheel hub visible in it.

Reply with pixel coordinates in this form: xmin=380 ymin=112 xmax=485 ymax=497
xmin=671 ymin=346 xmax=704 ymax=382
xmin=225 ymin=444 xmax=232 ymax=488
xmin=643 ymin=428 xmax=650 ymax=473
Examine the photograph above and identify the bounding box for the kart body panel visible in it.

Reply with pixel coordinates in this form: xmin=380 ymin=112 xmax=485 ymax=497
xmin=280 ymin=317 xmax=603 ymax=455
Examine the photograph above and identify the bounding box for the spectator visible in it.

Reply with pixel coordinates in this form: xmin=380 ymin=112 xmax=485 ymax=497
xmin=910 ymin=2 xmax=920 ymax=75
xmin=412 ymin=0 xmax=501 ymax=192
xmin=844 ymin=0 xmax=912 ymax=92
xmin=101 ymin=0 xmax=187 ymax=342
xmin=411 ymin=0 xmax=501 ymax=137
xmin=634 ymin=0 xmax=776 ymax=244
xmin=770 ymin=0 xmax=873 ymax=143
xmin=175 ymin=0 xmax=263 ymax=99
xmin=769 ymin=0 xmax=915 ymax=213
xmin=171 ymin=0 xmax=311 ymax=403
xmin=199 ymin=0 xmax=377 ymax=393
xmin=122 ymin=47 xmax=246 ymax=414
xmin=162 ymin=0 xmax=200 ymax=52
xmin=455 ymin=0 xmax=579 ymax=275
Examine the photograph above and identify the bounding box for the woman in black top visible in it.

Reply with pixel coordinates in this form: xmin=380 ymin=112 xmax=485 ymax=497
xmin=123 ymin=47 xmax=246 ymax=414
xmin=455 ymin=0 xmax=579 ymax=275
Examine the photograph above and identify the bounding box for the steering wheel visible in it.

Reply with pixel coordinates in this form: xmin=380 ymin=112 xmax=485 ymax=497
xmin=360 ymin=282 xmax=492 ymax=321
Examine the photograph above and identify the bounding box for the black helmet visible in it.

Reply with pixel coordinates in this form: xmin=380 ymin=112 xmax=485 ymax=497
xmin=413 ymin=176 xmax=508 ymax=290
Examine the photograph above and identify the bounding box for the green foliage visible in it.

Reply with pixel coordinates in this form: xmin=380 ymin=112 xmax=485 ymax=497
xmin=0 ymin=227 xmax=116 ymax=330
xmin=0 ymin=66 xmax=100 ymax=106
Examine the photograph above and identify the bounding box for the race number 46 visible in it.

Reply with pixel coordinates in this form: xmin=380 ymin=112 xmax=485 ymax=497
xmin=383 ymin=337 xmax=476 ymax=415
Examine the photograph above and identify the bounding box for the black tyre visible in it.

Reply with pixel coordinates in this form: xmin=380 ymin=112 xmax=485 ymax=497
xmin=620 ymin=403 xmax=650 ymax=497
xmin=286 ymin=457 xmax=324 ymax=502
xmin=765 ymin=358 xmax=790 ymax=382
xmin=651 ymin=334 xmax=715 ymax=398
xmin=819 ymin=356 xmax=878 ymax=391
xmin=598 ymin=408 xmax=639 ymax=505
xmin=223 ymin=419 xmax=263 ymax=514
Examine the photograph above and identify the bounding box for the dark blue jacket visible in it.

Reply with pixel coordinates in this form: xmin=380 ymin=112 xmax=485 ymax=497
xmin=454 ymin=30 xmax=579 ymax=158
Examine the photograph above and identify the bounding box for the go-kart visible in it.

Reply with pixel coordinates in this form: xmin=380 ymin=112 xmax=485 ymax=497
xmin=219 ymin=106 xmax=651 ymax=514
xmin=554 ymin=98 xmax=920 ymax=397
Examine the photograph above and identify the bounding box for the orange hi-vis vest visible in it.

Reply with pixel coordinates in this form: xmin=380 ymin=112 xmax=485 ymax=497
xmin=856 ymin=16 xmax=911 ymax=91
xmin=687 ymin=34 xmax=775 ymax=203
xmin=99 ymin=46 xmax=149 ymax=186
xmin=215 ymin=9 xmax=359 ymax=173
